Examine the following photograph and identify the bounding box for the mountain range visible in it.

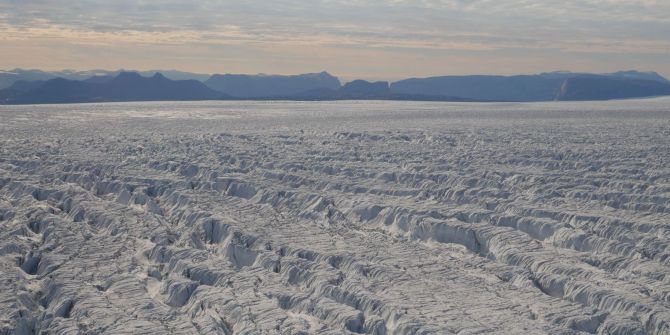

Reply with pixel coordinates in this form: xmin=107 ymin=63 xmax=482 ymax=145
xmin=0 ymin=69 xmax=211 ymax=90
xmin=0 ymin=72 xmax=223 ymax=104
xmin=1 ymin=69 xmax=669 ymax=105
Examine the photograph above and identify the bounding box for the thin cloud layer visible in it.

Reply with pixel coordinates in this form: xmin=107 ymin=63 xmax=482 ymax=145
xmin=1 ymin=0 xmax=668 ymax=78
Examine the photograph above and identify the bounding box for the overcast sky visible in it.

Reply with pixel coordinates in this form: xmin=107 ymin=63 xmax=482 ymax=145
xmin=1 ymin=0 xmax=669 ymax=80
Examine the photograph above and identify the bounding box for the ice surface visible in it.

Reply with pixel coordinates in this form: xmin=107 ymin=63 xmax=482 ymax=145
xmin=1 ymin=98 xmax=670 ymax=334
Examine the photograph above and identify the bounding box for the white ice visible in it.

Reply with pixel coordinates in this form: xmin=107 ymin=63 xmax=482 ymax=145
xmin=1 ymin=98 xmax=670 ymax=334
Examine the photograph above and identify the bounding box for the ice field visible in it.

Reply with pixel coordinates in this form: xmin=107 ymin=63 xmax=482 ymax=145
xmin=1 ymin=99 xmax=670 ymax=334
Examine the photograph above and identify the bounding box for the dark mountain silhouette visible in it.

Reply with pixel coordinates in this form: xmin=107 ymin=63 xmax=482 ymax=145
xmin=0 ymin=72 xmax=225 ymax=104
xmin=608 ymin=71 xmax=669 ymax=84
xmin=84 ymin=75 xmax=115 ymax=84
xmin=391 ymin=75 xmax=565 ymax=101
xmin=338 ymin=80 xmax=390 ymax=98
xmin=0 ymin=69 xmax=211 ymax=90
xmin=539 ymin=70 xmax=669 ymax=83
xmin=204 ymin=72 xmax=341 ymax=98
xmin=555 ymin=76 xmax=670 ymax=101
xmin=1 ymin=69 xmax=669 ymax=104
xmin=276 ymin=80 xmax=483 ymax=101
xmin=6 ymin=80 xmax=46 ymax=93
xmin=391 ymin=71 xmax=670 ymax=101
xmin=0 ymin=69 xmax=57 ymax=90
xmin=6 ymin=78 xmax=94 ymax=104
xmin=0 ymin=88 xmax=20 ymax=102
xmin=100 ymin=72 xmax=223 ymax=101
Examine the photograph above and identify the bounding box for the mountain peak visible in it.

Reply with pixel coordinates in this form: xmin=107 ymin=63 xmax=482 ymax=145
xmin=115 ymin=71 xmax=143 ymax=80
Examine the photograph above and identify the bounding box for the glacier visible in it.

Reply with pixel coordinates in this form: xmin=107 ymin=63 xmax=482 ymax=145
xmin=1 ymin=99 xmax=670 ymax=334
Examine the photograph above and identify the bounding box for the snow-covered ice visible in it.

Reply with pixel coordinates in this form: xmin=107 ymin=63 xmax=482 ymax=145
xmin=1 ymin=99 xmax=670 ymax=334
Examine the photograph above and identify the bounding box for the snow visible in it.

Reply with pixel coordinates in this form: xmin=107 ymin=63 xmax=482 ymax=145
xmin=1 ymin=98 xmax=670 ymax=334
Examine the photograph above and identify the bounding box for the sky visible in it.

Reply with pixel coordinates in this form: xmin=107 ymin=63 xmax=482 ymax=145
xmin=1 ymin=0 xmax=669 ymax=81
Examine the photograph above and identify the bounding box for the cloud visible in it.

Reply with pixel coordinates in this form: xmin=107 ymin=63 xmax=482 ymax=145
xmin=0 ymin=0 xmax=668 ymax=77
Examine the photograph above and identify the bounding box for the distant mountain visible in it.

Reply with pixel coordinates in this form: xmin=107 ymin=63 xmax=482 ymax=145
xmin=205 ymin=72 xmax=341 ymax=98
xmin=0 ymin=69 xmax=210 ymax=90
xmin=391 ymin=71 xmax=670 ymax=101
xmin=278 ymin=80 xmax=482 ymax=101
xmin=338 ymin=80 xmax=390 ymax=98
xmin=391 ymin=75 xmax=564 ymax=101
xmin=6 ymin=80 xmax=46 ymax=93
xmin=540 ymin=70 xmax=669 ymax=84
xmin=0 ymin=72 xmax=225 ymax=104
xmin=140 ymin=70 xmax=210 ymax=82
xmin=0 ymin=69 xmax=58 ymax=90
xmin=555 ymin=76 xmax=670 ymax=101
xmin=1 ymin=69 xmax=669 ymax=104
xmin=603 ymin=71 xmax=669 ymax=84
xmin=83 ymin=75 xmax=115 ymax=84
